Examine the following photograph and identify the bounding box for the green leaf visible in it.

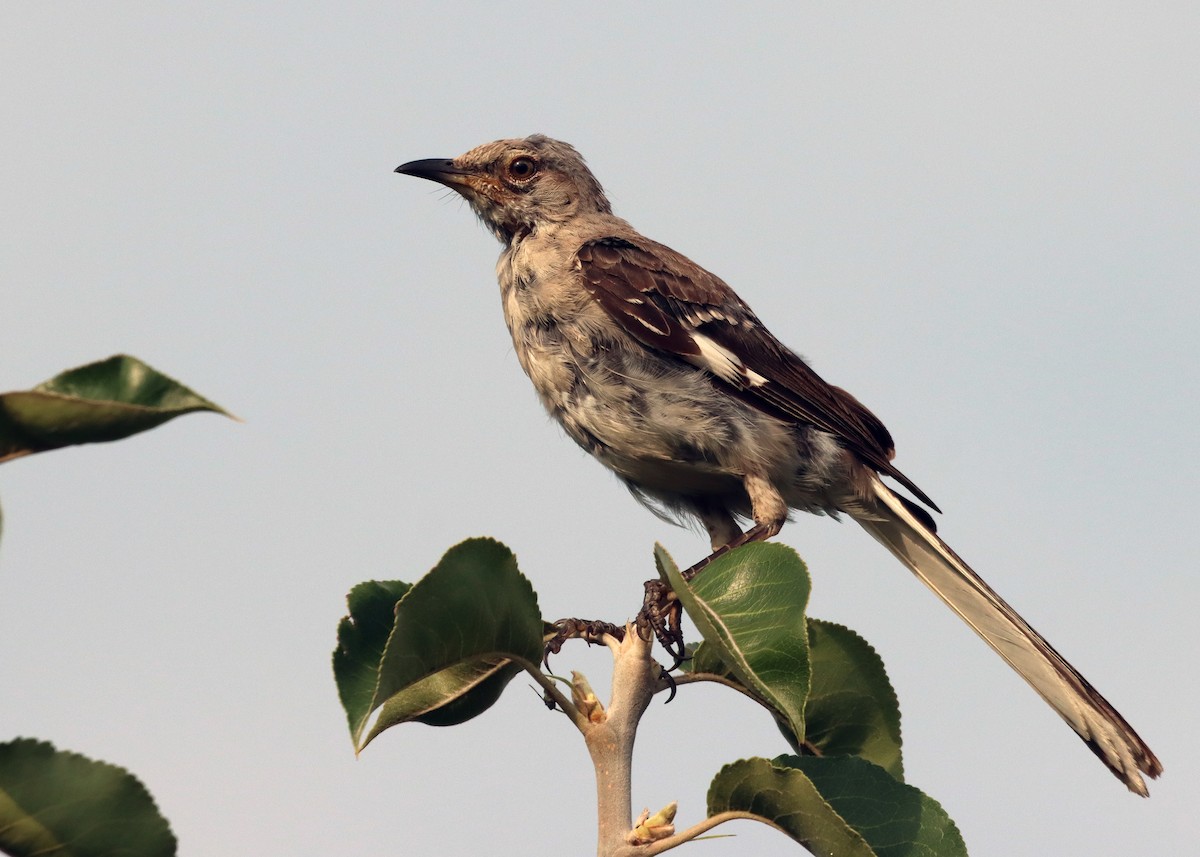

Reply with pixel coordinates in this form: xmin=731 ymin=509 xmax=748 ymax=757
xmin=389 ymin=658 xmax=525 ymax=729
xmin=333 ymin=578 xmax=525 ymax=736
xmin=0 ymin=355 xmax=231 ymax=463
xmin=0 ymin=738 xmax=176 ymax=857
xmin=347 ymin=538 xmax=544 ymax=750
xmin=658 ymin=542 xmax=811 ymax=745
xmin=806 ymin=619 xmax=904 ymax=779
xmin=774 ymin=756 xmax=966 ymax=857
xmin=707 ymin=757 xmax=873 ymax=856
xmin=685 ymin=619 xmax=903 ymax=773
xmin=334 ymin=580 xmax=414 ymax=739
xmin=708 ymin=756 xmax=966 ymax=857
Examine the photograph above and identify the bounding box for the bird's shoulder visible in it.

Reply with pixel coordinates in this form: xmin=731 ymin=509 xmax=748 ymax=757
xmin=573 ymin=230 xmax=750 ymax=318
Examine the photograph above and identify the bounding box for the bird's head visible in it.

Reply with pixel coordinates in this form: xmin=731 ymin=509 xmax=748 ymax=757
xmin=396 ymin=135 xmax=612 ymax=243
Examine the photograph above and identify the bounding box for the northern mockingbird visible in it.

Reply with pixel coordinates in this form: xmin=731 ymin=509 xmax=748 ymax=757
xmin=395 ymin=134 xmax=1161 ymax=794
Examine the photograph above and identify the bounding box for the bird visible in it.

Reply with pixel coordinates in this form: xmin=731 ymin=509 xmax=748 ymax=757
xmin=395 ymin=134 xmax=1161 ymax=795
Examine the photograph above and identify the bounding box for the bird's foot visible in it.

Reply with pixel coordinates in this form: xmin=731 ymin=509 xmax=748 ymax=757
xmin=637 ymin=580 xmax=688 ymax=668
xmin=543 ymin=618 xmax=626 ymax=670
xmin=642 ymin=537 xmax=763 ymax=667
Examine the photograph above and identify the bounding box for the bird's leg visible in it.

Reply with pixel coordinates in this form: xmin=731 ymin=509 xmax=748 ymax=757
xmin=700 ymin=505 xmax=743 ymax=553
xmin=643 ymin=474 xmax=788 ymax=664
xmin=682 ymin=472 xmax=787 ymax=581
xmin=634 ymin=504 xmax=733 ymax=664
xmin=679 ymin=518 xmax=782 ymax=580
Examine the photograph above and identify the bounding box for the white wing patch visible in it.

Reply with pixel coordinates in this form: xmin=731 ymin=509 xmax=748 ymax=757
xmin=692 ymin=332 xmax=768 ymax=388
xmin=631 ymin=313 xmax=669 ymax=336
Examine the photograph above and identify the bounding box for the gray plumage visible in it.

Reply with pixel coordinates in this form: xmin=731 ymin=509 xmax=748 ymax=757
xmin=396 ymin=134 xmax=1161 ymax=794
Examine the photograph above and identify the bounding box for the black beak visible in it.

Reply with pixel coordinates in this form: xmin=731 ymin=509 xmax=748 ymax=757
xmin=394 ymin=158 xmax=468 ymax=186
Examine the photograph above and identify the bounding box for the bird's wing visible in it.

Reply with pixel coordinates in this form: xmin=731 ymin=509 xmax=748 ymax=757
xmin=575 ymin=235 xmax=940 ymax=512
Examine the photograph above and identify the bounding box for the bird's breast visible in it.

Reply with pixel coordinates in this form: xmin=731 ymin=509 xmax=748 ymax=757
xmin=498 ymin=264 xmax=785 ymax=476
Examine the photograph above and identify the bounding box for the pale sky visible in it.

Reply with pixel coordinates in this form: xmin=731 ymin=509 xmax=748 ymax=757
xmin=2 ymin=4 xmax=1195 ymax=855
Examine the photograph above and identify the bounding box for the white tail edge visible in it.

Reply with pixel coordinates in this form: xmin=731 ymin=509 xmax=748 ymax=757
xmin=853 ymin=475 xmax=1161 ymax=795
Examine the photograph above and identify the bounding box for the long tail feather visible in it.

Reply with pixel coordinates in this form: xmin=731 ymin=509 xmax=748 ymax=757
xmin=854 ymin=476 xmax=1162 ymax=794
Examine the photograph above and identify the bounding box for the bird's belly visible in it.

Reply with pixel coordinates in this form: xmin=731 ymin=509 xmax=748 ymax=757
xmin=596 ymin=449 xmax=747 ymax=498
xmin=541 ymin=351 xmax=801 ymax=491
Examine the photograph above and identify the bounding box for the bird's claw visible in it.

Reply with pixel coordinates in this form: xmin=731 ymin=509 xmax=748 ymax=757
xmin=638 ymin=580 xmax=689 ymax=669
xmin=543 ymin=617 xmax=625 ymax=670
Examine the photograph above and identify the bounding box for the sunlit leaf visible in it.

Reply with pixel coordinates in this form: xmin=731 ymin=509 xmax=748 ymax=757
xmin=658 ymin=542 xmax=811 ymax=744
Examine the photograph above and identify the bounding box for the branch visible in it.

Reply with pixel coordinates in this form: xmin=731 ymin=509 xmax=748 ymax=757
xmin=523 ymin=660 xmax=590 ymax=732
xmin=638 ymin=810 xmax=784 ymax=855
xmin=583 ymin=626 xmax=659 ymax=857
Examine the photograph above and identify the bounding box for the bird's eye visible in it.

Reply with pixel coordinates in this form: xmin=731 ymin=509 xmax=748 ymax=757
xmin=507 ymin=157 xmax=538 ymax=180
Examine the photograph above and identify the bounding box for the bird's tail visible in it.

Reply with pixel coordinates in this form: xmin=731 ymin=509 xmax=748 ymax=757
xmin=852 ymin=475 xmax=1161 ymax=795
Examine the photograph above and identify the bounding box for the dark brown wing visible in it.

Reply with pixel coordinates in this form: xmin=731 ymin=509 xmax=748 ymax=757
xmin=576 ymin=236 xmax=940 ymax=513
